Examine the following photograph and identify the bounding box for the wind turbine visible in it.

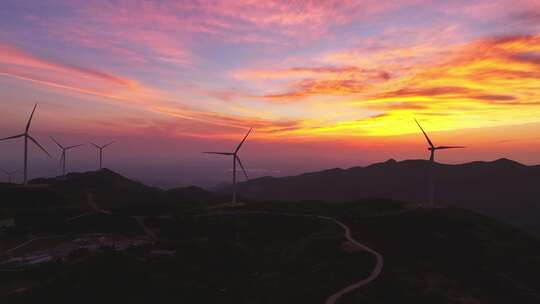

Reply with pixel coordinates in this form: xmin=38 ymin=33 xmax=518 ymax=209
xmin=415 ymin=119 xmax=465 ymax=207
xmin=50 ymin=137 xmax=84 ymax=177
xmin=89 ymin=141 xmax=114 ymax=169
xmin=204 ymin=128 xmax=252 ymax=204
xmin=0 ymin=103 xmax=51 ymax=184
xmin=1 ymin=169 xmax=17 ymax=183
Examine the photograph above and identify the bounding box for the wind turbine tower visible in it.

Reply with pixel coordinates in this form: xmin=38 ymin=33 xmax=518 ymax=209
xmin=50 ymin=137 xmax=84 ymax=176
xmin=1 ymin=169 xmax=17 ymax=183
xmin=0 ymin=104 xmax=51 ymax=184
xmin=90 ymin=141 xmax=115 ymax=170
xmin=415 ymin=119 xmax=465 ymax=207
xmin=204 ymin=128 xmax=252 ymax=204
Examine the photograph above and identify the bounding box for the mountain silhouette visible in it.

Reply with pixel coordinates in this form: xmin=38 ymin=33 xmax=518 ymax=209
xmin=236 ymin=158 xmax=540 ymax=231
xmin=25 ymin=169 xmax=214 ymax=212
xmin=29 ymin=168 xmax=166 ymax=209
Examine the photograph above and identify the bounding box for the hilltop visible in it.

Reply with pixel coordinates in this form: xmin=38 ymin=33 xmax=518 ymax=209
xmin=28 ymin=169 xmax=165 ymax=208
xmin=0 ymin=169 xmax=216 ymax=221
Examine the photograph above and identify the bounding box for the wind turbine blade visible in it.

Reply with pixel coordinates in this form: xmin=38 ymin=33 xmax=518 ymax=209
xmin=28 ymin=135 xmax=52 ymax=158
xmin=103 ymin=141 xmax=115 ymax=148
xmin=235 ymin=156 xmax=249 ymax=180
xmin=235 ymin=127 xmax=253 ymax=153
xmin=0 ymin=134 xmax=25 ymax=141
xmin=25 ymin=103 xmax=38 ymax=132
xmin=49 ymin=136 xmax=64 ymax=149
xmin=203 ymin=152 xmax=234 ymax=155
xmin=0 ymin=168 xmax=7 ymax=174
xmin=436 ymin=146 xmax=466 ymax=150
xmin=89 ymin=142 xmax=101 ymax=149
xmin=414 ymin=119 xmax=434 ymax=148
xmin=66 ymin=144 xmax=84 ymax=150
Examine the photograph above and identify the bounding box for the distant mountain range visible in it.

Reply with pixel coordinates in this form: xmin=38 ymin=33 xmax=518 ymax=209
xmin=235 ymin=158 xmax=540 ymax=232
xmin=4 ymin=159 xmax=539 ymax=232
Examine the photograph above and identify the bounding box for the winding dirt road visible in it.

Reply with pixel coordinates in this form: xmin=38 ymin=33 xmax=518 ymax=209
xmin=321 ymin=216 xmax=383 ymax=304
xmin=201 ymin=210 xmax=384 ymax=303
xmin=85 ymin=192 xmax=112 ymax=215
xmin=85 ymin=191 xmax=157 ymax=241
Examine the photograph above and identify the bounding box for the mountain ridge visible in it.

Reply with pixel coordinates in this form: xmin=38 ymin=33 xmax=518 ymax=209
xmin=235 ymin=158 xmax=540 ymax=232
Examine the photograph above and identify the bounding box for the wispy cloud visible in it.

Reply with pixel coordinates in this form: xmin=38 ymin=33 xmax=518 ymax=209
xmin=0 ymin=42 xmax=293 ymax=136
xmin=0 ymin=43 xmax=150 ymax=99
xmin=233 ymin=66 xmax=390 ymax=80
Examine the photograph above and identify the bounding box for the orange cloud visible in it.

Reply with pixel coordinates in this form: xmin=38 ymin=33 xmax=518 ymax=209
xmin=347 ymin=35 xmax=540 ymax=135
xmin=237 ymin=34 xmax=540 ymax=138
xmin=233 ymin=65 xmax=390 ymax=102
xmin=234 ymin=66 xmax=390 ymax=81
xmin=263 ymin=79 xmax=372 ymax=100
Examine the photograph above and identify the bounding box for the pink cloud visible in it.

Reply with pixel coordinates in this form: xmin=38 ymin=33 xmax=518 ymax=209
xmin=233 ymin=65 xmax=390 ymax=81
xmin=37 ymin=0 xmax=420 ymax=50
xmin=0 ymin=42 xmax=301 ymax=137
xmin=0 ymin=43 xmax=139 ymax=90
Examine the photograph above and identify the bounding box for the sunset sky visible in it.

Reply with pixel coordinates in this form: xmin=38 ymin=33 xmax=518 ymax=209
xmin=1 ymin=0 xmax=540 ymax=187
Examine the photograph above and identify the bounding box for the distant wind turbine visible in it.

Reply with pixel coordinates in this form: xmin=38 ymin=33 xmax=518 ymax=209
xmin=415 ymin=119 xmax=465 ymax=207
xmin=204 ymin=128 xmax=252 ymax=204
xmin=50 ymin=137 xmax=84 ymax=177
xmin=0 ymin=104 xmax=51 ymax=184
xmin=1 ymin=169 xmax=17 ymax=183
xmin=90 ymin=141 xmax=115 ymax=170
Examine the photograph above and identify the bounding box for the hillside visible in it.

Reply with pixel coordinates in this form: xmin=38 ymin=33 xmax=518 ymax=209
xmin=343 ymin=206 xmax=540 ymax=303
xmin=0 ymin=169 xmax=216 ymax=225
xmin=3 ymin=200 xmax=540 ymax=303
xmin=24 ymin=169 xmax=214 ymax=210
xmin=235 ymin=158 xmax=540 ymax=232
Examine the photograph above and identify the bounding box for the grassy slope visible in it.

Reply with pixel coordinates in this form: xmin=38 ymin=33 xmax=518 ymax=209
xmin=341 ymin=207 xmax=540 ymax=304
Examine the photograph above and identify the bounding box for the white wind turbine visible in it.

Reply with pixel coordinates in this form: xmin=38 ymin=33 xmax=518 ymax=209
xmin=89 ymin=141 xmax=115 ymax=170
xmin=204 ymin=128 xmax=252 ymax=204
xmin=50 ymin=137 xmax=84 ymax=177
xmin=415 ymin=119 xmax=465 ymax=207
xmin=1 ymin=169 xmax=17 ymax=183
xmin=0 ymin=104 xmax=51 ymax=184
